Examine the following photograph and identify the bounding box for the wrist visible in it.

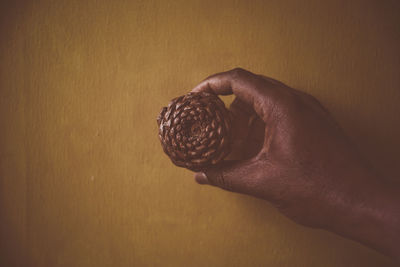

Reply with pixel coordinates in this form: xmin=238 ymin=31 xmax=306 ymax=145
xmin=323 ymin=166 xmax=400 ymax=259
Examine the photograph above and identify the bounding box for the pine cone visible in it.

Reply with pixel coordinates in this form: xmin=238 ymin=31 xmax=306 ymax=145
xmin=157 ymin=91 xmax=232 ymax=171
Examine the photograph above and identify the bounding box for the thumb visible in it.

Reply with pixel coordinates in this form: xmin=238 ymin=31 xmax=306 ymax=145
xmin=194 ymin=159 xmax=261 ymax=194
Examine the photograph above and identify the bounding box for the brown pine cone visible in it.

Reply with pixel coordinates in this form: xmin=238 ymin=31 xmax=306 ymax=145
xmin=157 ymin=91 xmax=232 ymax=171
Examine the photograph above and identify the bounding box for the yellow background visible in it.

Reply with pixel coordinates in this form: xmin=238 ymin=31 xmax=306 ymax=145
xmin=1 ymin=0 xmax=399 ymax=266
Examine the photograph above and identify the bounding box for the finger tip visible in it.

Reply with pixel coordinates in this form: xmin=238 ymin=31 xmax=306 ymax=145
xmin=194 ymin=172 xmax=209 ymax=185
xmin=191 ymin=85 xmax=211 ymax=94
xmin=191 ymin=87 xmax=201 ymax=93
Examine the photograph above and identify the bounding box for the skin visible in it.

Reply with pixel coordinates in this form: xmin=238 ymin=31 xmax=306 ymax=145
xmin=191 ymin=68 xmax=400 ymax=261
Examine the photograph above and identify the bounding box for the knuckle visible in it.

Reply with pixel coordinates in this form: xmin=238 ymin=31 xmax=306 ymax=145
xmin=229 ymin=67 xmax=249 ymax=79
xmin=216 ymin=172 xmax=234 ymax=191
xmin=219 ymin=174 xmax=233 ymax=191
xmin=206 ymin=169 xmax=233 ymax=191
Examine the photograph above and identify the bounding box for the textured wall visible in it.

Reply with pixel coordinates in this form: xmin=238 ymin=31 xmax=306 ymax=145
xmin=0 ymin=0 xmax=399 ymax=266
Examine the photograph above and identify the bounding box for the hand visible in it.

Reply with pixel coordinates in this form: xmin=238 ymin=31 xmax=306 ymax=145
xmin=191 ymin=68 xmax=400 ymax=261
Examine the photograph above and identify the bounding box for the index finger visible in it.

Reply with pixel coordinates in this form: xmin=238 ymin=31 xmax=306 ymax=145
xmin=191 ymin=68 xmax=279 ymax=122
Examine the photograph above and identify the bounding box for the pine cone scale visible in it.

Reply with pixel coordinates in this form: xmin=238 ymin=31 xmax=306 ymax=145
xmin=157 ymin=91 xmax=232 ymax=171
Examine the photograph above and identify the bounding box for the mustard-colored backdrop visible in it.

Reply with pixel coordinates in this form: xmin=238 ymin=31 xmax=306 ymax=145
xmin=1 ymin=0 xmax=399 ymax=266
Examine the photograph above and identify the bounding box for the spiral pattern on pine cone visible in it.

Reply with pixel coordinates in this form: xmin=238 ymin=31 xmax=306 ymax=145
xmin=157 ymin=91 xmax=232 ymax=171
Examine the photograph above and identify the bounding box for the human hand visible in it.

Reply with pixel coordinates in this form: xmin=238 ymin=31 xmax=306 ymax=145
xmin=192 ymin=67 xmax=369 ymax=227
xmin=191 ymin=68 xmax=400 ymax=260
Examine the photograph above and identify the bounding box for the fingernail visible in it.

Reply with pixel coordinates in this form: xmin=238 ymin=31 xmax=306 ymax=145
xmin=194 ymin=172 xmax=208 ymax=185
